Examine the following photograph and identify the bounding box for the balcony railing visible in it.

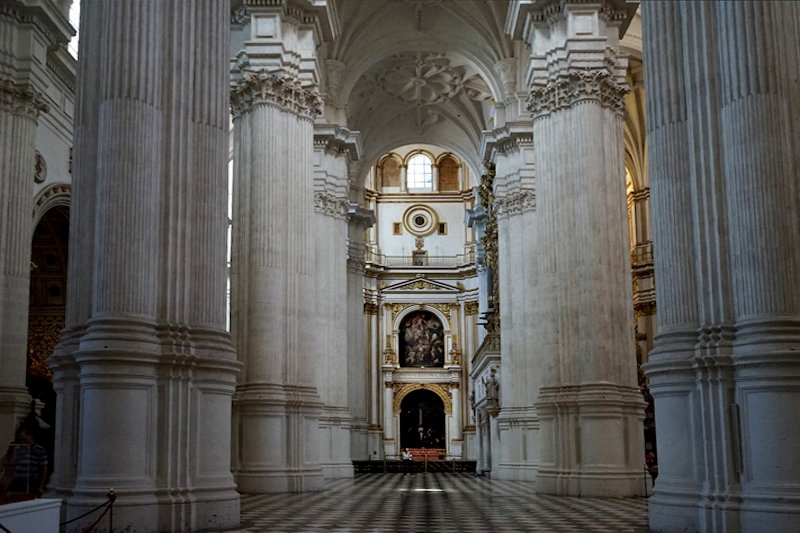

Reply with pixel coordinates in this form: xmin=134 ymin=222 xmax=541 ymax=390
xmin=366 ymin=250 xmax=475 ymax=268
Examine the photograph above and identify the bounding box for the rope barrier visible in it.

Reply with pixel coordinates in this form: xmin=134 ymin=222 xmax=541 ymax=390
xmin=60 ymin=489 xmax=116 ymax=532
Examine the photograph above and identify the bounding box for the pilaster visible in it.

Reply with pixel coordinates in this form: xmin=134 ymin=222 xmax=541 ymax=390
xmin=312 ymin=125 xmax=361 ymax=478
xmin=347 ymin=204 xmax=375 ymax=461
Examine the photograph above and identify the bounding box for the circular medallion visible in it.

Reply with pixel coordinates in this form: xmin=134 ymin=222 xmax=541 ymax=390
xmin=403 ymin=205 xmax=438 ymax=237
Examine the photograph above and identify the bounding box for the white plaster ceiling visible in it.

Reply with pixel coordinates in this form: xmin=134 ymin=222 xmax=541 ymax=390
xmin=321 ymin=0 xmax=514 ymax=170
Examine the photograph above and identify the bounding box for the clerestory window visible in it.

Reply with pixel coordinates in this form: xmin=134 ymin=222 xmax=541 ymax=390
xmin=407 ymin=154 xmax=432 ymax=190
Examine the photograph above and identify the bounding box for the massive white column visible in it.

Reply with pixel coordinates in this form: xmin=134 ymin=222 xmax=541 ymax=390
xmin=644 ymin=2 xmax=800 ymax=532
xmin=48 ymin=2 xmax=239 ymax=531
xmin=230 ymin=69 xmax=323 ymax=492
xmin=517 ymin=1 xmax=645 ymax=496
xmin=719 ymin=5 xmax=800 ymax=530
xmin=229 ymin=0 xmax=337 ymax=494
xmin=0 ymin=79 xmax=47 ymax=445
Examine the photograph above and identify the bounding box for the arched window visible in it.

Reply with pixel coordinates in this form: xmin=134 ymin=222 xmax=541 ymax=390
xmin=406 ymin=153 xmax=432 ymax=190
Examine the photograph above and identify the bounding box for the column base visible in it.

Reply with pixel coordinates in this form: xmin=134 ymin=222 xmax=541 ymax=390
xmin=494 ymin=406 xmax=539 ymax=482
xmin=320 ymin=406 xmax=354 ymax=480
xmin=536 ymin=468 xmax=650 ymax=498
xmin=235 ymin=470 xmax=324 ymax=493
xmin=233 ymin=383 xmax=324 ymax=493
xmin=62 ymin=486 xmax=241 ymax=533
xmin=535 ymin=383 xmax=647 ymax=497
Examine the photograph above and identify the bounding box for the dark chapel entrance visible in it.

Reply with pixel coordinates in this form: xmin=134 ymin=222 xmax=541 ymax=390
xmin=400 ymin=389 xmax=445 ymax=450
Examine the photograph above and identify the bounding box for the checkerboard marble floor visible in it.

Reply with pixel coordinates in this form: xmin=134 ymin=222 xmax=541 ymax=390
xmin=214 ymin=473 xmax=650 ymax=532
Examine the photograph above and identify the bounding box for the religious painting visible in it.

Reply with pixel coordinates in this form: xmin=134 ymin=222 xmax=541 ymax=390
xmin=399 ymin=311 xmax=445 ymax=367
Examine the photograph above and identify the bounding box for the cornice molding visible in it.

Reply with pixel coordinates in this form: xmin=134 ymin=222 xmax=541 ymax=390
xmin=230 ymin=70 xmax=321 ymax=120
xmin=0 ymin=2 xmax=75 ymax=47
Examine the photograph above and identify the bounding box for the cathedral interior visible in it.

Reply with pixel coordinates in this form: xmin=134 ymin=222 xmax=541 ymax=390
xmin=1 ymin=1 xmax=798 ymax=532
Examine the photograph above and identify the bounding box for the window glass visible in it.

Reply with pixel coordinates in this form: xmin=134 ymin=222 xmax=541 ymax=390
xmin=407 ymin=154 xmax=432 ymax=189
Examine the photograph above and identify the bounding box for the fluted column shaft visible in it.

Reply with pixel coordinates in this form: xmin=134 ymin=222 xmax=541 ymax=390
xmin=718 ymin=3 xmax=800 ymax=532
xmin=0 ymin=80 xmax=47 ymax=444
xmin=643 ymin=3 xmax=800 ymax=532
xmin=641 ymin=6 xmax=707 ymax=529
xmin=491 ymin=139 xmax=540 ymax=482
xmin=49 ymin=2 xmax=239 ymax=531
xmin=230 ymin=69 xmax=323 ymax=492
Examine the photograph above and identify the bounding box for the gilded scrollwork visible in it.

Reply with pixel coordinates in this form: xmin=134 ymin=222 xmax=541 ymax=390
xmin=430 ymin=303 xmax=456 ymax=315
xmin=392 ymin=382 xmax=452 ymax=414
xmin=27 ymin=315 xmax=62 ymax=379
xmin=479 ymin=162 xmax=500 ymax=334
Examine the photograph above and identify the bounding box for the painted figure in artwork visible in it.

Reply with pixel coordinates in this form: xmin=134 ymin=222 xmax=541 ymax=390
xmin=400 ymin=311 xmax=445 ymax=367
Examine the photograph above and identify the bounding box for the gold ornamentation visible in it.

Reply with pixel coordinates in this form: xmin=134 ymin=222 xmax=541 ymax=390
xmin=390 ymin=303 xmax=414 ymax=323
xmin=383 ymin=335 xmax=398 ymax=365
xmin=464 ymin=301 xmax=479 ymax=315
xmin=364 ymin=302 xmax=379 ymax=315
xmin=430 ymin=303 xmax=454 ymax=314
xmin=393 ymin=382 xmax=452 ymax=414
xmin=480 ymin=162 xmax=500 ymax=334
xmin=26 ymin=315 xmax=62 ymax=379
xmin=634 ymin=301 xmax=657 ymax=317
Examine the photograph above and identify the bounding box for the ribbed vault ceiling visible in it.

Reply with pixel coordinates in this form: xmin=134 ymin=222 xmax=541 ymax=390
xmin=323 ymin=0 xmax=514 ymax=167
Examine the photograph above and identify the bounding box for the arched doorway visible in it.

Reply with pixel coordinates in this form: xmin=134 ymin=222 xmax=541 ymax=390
xmin=27 ymin=205 xmax=69 ymax=465
xmin=399 ymin=389 xmax=445 ymax=450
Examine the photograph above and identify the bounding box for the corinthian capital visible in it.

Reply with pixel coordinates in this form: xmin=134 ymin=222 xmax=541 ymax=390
xmin=0 ymin=80 xmax=49 ymax=118
xmin=230 ymin=70 xmax=322 ymax=120
xmin=526 ymin=69 xmax=628 ymax=118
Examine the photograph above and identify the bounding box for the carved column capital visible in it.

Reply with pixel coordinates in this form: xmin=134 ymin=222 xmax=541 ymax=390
xmin=495 ymin=190 xmax=537 ymax=218
xmin=231 ymin=70 xmax=322 ymax=120
xmin=0 ymin=80 xmax=49 ymax=118
xmin=527 ymin=69 xmax=628 ymax=119
xmin=314 ymin=191 xmax=349 ymax=219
